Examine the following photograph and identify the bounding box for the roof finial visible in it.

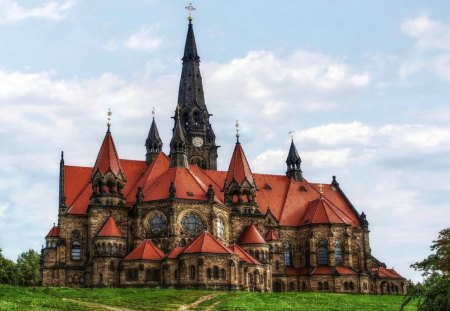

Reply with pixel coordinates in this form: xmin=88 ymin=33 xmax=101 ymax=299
xmin=152 ymin=106 xmax=156 ymax=119
xmin=235 ymin=120 xmax=240 ymax=143
xmin=107 ymin=108 xmax=112 ymax=133
xmin=185 ymin=2 xmax=195 ymax=23
xmin=289 ymin=130 xmax=295 ymax=141
xmin=319 ymin=183 xmax=324 ymax=196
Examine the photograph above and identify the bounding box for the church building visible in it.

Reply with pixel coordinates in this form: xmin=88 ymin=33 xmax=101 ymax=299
xmin=41 ymin=14 xmax=405 ymax=294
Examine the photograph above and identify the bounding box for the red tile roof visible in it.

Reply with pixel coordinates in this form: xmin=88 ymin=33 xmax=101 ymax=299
xmin=124 ymin=240 xmax=164 ymax=261
xmin=63 ymin=148 xmax=361 ymax=228
xmin=166 ymin=246 xmax=185 ymax=259
xmin=230 ymin=244 xmax=260 ymax=265
xmin=92 ymin=131 xmax=123 ymax=177
xmin=46 ymin=226 xmax=60 ymax=238
xmin=238 ymin=224 xmax=266 ymax=245
xmin=97 ymin=217 xmax=123 ymax=238
xmin=264 ymin=230 xmax=279 ymax=241
xmin=182 ymin=231 xmax=234 ymax=255
xmin=372 ymin=267 xmax=404 ymax=279
xmin=335 ymin=266 xmax=357 ymax=275
xmin=299 ymin=196 xmax=352 ymax=225
xmin=224 ymin=143 xmax=255 ymax=187
xmin=311 ymin=266 xmax=333 ymax=275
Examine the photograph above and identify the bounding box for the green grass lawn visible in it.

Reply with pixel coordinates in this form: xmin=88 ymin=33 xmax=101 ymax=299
xmin=0 ymin=284 xmax=416 ymax=311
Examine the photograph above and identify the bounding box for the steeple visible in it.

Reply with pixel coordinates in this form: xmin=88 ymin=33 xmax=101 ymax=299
xmin=286 ymin=139 xmax=303 ymax=181
xmin=145 ymin=109 xmax=163 ymax=165
xmin=91 ymin=114 xmax=126 ymax=203
xmin=169 ymin=107 xmax=189 ymax=168
xmin=175 ymin=14 xmax=218 ymax=170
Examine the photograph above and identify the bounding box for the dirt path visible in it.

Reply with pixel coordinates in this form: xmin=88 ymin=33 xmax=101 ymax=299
xmin=64 ymin=298 xmax=139 ymax=311
xmin=178 ymin=293 xmax=220 ymax=311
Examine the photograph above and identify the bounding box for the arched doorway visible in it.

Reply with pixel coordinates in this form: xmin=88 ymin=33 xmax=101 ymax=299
xmin=273 ymin=281 xmax=283 ymax=292
xmin=380 ymin=281 xmax=390 ymax=294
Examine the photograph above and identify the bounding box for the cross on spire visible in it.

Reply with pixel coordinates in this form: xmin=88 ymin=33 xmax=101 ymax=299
xmin=235 ymin=120 xmax=240 ymax=143
xmin=185 ymin=2 xmax=196 ymax=22
xmin=107 ymin=108 xmax=112 ymax=132
xmin=289 ymin=130 xmax=295 ymax=141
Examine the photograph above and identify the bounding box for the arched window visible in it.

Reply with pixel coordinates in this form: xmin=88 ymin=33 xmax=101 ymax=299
xmin=318 ymin=282 xmax=323 ymax=290
xmin=73 ymin=274 xmax=79 ymax=284
xmin=216 ymin=218 xmax=224 ymax=238
xmin=220 ymin=269 xmax=226 ymax=280
xmin=189 ymin=265 xmax=196 ymax=279
xmin=109 ymin=261 xmax=115 ymax=272
xmin=284 ymin=242 xmax=292 ymax=266
xmin=324 ymin=281 xmax=329 ymax=290
xmin=344 ymin=281 xmax=349 ymax=290
xmin=317 ymin=240 xmax=328 ymax=265
xmin=71 ymin=230 xmax=81 ymax=260
xmin=335 ymin=241 xmax=343 ymax=265
xmin=289 ymin=282 xmax=295 ymax=291
xmin=207 ymin=268 xmax=212 ymax=279
xmin=302 ymin=282 xmax=306 ymax=291
xmin=349 ymin=282 xmax=354 ymax=291
xmin=174 ymin=269 xmax=178 ymax=279
xmin=275 ymin=261 xmax=280 ymax=270
xmin=213 ymin=266 xmax=219 ymax=279
xmin=68 ymin=276 xmax=73 ymax=284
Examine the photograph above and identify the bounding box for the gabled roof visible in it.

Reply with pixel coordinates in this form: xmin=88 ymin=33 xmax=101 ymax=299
xmin=311 ymin=266 xmax=334 ymax=275
xmin=230 ymin=244 xmax=260 ymax=265
xmin=372 ymin=267 xmax=404 ymax=279
xmin=335 ymin=266 xmax=357 ymax=275
xmin=224 ymin=142 xmax=255 ymax=187
xmin=299 ymin=196 xmax=351 ymax=225
xmin=124 ymin=240 xmax=164 ymax=261
xmin=46 ymin=226 xmax=60 ymax=238
xmin=264 ymin=230 xmax=279 ymax=242
xmin=166 ymin=246 xmax=185 ymax=259
xmin=182 ymin=231 xmax=234 ymax=255
xmin=238 ymin=224 xmax=266 ymax=245
xmin=97 ymin=217 xmax=123 ymax=238
xmin=92 ymin=130 xmax=123 ymax=177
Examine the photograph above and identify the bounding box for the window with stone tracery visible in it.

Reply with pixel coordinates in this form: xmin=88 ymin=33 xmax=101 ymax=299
xmin=182 ymin=213 xmax=204 ymax=234
xmin=317 ymin=240 xmax=328 ymax=265
xmin=216 ymin=217 xmax=224 ymax=238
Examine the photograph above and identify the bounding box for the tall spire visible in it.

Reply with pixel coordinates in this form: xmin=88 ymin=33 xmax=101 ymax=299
xmin=175 ymin=12 xmax=218 ymax=170
xmin=145 ymin=108 xmax=163 ymax=165
xmin=59 ymin=151 xmax=65 ymax=207
xmin=169 ymin=106 xmax=189 ymax=168
xmin=286 ymin=139 xmax=303 ymax=181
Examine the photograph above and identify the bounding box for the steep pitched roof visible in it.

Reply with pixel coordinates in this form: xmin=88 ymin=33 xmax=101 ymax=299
xmin=238 ymin=224 xmax=266 ymax=245
xmin=166 ymin=246 xmax=185 ymax=259
xmin=46 ymin=225 xmax=60 ymax=238
xmin=372 ymin=267 xmax=404 ymax=279
xmin=230 ymin=244 xmax=260 ymax=265
xmin=97 ymin=217 xmax=123 ymax=238
xmin=224 ymin=142 xmax=255 ymax=187
xmin=182 ymin=231 xmax=234 ymax=255
xmin=299 ymin=196 xmax=351 ymax=225
xmin=264 ymin=230 xmax=279 ymax=241
xmin=92 ymin=130 xmax=123 ymax=177
xmin=124 ymin=240 xmax=164 ymax=261
xmin=286 ymin=140 xmax=301 ymax=165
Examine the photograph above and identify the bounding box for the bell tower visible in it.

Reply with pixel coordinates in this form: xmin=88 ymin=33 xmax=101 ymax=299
xmin=175 ymin=10 xmax=218 ymax=170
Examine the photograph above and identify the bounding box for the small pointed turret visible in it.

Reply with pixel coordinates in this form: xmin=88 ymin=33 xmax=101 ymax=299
xmin=145 ymin=111 xmax=163 ymax=165
xmin=58 ymin=151 xmax=66 ymax=222
xmin=224 ymin=125 xmax=257 ymax=206
xmin=169 ymin=107 xmax=189 ymax=168
xmin=286 ymin=139 xmax=303 ymax=181
xmin=91 ymin=115 xmax=126 ymax=201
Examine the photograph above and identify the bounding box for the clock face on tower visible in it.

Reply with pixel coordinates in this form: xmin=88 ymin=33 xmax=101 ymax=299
xmin=192 ymin=136 xmax=204 ymax=147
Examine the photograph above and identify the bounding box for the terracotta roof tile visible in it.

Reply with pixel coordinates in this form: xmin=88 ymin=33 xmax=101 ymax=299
xmin=92 ymin=131 xmax=123 ymax=177
xmin=97 ymin=217 xmax=123 ymax=238
xmin=335 ymin=266 xmax=357 ymax=275
xmin=299 ymin=196 xmax=351 ymax=225
xmin=182 ymin=231 xmax=234 ymax=255
xmin=264 ymin=230 xmax=279 ymax=241
xmin=372 ymin=267 xmax=404 ymax=279
xmin=46 ymin=226 xmax=60 ymax=238
xmin=230 ymin=244 xmax=260 ymax=265
xmin=225 ymin=143 xmax=255 ymax=187
xmin=166 ymin=246 xmax=185 ymax=259
xmin=286 ymin=267 xmax=309 ymax=275
xmin=238 ymin=224 xmax=266 ymax=245
xmin=124 ymin=240 xmax=164 ymax=261
xmin=311 ymin=266 xmax=333 ymax=275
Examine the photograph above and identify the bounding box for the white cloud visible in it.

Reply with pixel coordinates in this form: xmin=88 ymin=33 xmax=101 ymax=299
xmin=0 ymin=0 xmax=76 ymax=22
xmin=105 ymin=27 xmax=162 ymax=53
xmin=299 ymin=121 xmax=373 ymax=145
xmin=402 ymin=14 xmax=450 ymax=51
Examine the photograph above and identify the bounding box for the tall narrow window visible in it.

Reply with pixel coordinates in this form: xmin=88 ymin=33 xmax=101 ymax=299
xmin=335 ymin=241 xmax=343 ymax=265
xmin=216 ymin=218 xmax=224 ymax=238
xmin=71 ymin=230 xmax=81 ymax=260
xmin=190 ymin=265 xmax=196 ymax=280
xmin=317 ymin=240 xmax=328 ymax=265
xmin=284 ymin=242 xmax=292 ymax=266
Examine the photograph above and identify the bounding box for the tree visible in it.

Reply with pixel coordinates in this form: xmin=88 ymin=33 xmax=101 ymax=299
xmin=401 ymin=228 xmax=450 ymax=311
xmin=0 ymin=247 xmax=17 ymax=285
xmin=15 ymin=249 xmax=41 ymax=286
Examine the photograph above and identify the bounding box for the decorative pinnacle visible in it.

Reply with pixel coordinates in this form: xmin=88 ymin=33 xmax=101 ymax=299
xmin=107 ymin=108 xmax=112 ymax=132
xmin=319 ymin=183 xmax=324 ymax=196
xmin=235 ymin=120 xmax=240 ymax=143
xmin=185 ymin=2 xmax=195 ymax=22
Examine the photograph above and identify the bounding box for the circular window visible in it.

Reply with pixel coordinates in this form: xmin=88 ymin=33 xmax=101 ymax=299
xmin=149 ymin=215 xmax=166 ymax=235
xmin=182 ymin=213 xmax=204 ymax=234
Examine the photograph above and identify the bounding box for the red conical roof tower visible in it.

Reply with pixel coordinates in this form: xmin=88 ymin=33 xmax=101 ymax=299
xmin=97 ymin=216 xmax=123 ymax=237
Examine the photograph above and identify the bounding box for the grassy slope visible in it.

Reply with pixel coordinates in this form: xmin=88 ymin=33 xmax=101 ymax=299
xmin=0 ymin=285 xmax=416 ymax=311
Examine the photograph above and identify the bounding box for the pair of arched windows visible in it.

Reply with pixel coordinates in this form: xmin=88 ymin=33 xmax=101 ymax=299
xmin=318 ymin=281 xmax=329 ymax=290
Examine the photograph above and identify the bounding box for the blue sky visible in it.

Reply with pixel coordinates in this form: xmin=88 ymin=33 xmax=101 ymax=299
xmin=0 ymin=0 xmax=449 ymax=283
